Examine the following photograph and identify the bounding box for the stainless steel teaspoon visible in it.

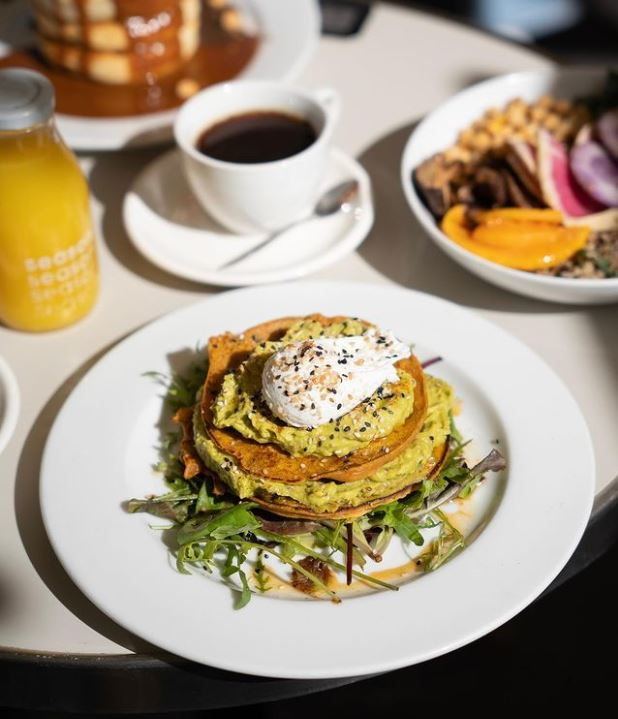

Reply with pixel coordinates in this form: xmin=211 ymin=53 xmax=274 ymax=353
xmin=217 ymin=179 xmax=360 ymax=270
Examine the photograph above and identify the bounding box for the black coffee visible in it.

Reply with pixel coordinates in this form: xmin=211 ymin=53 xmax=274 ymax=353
xmin=196 ymin=111 xmax=317 ymax=163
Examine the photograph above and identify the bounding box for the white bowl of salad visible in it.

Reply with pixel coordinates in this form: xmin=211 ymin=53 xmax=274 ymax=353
xmin=401 ymin=66 xmax=618 ymax=304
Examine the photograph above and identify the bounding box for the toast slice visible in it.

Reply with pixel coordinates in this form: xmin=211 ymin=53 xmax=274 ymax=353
xmin=251 ymin=441 xmax=449 ymax=520
xmin=200 ymin=315 xmax=428 ymax=484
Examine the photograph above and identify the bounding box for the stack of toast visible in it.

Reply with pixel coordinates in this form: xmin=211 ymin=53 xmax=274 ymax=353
xmin=177 ymin=315 xmax=455 ymax=521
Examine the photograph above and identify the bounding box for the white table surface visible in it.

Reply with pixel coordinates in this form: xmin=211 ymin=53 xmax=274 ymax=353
xmin=1 ymin=3 xmax=616 ymax=656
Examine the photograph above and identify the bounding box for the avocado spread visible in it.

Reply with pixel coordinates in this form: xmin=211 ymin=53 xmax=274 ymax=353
xmin=211 ymin=318 xmax=415 ymax=458
xmin=194 ymin=376 xmax=453 ymax=514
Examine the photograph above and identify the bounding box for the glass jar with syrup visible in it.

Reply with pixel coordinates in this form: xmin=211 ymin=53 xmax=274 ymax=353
xmin=0 ymin=69 xmax=99 ymax=332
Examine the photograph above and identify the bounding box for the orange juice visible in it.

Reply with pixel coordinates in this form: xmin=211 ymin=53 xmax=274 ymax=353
xmin=0 ymin=71 xmax=98 ymax=332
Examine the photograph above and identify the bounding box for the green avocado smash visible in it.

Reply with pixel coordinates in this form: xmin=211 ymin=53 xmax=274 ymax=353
xmin=193 ymin=318 xmax=454 ymax=514
xmin=211 ymin=318 xmax=415 ymax=458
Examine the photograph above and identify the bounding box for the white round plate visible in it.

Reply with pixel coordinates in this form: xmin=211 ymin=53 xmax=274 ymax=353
xmin=0 ymin=355 xmax=20 ymax=456
xmin=40 ymin=282 xmax=594 ymax=678
xmin=0 ymin=0 xmax=320 ymax=151
xmin=123 ymin=148 xmax=374 ymax=286
xmin=401 ymin=66 xmax=618 ymax=305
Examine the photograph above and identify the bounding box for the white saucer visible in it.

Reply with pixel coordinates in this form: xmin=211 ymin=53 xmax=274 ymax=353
xmin=0 ymin=355 xmax=20 ymax=456
xmin=123 ymin=148 xmax=374 ymax=286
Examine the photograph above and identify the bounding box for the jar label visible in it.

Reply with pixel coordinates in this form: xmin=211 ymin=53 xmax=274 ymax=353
xmin=22 ymin=231 xmax=97 ymax=315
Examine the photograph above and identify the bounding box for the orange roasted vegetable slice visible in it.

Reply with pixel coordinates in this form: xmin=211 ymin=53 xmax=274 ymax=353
xmin=441 ymin=204 xmax=589 ymax=270
xmin=476 ymin=208 xmax=563 ymax=224
xmin=472 ymin=222 xmax=577 ymax=248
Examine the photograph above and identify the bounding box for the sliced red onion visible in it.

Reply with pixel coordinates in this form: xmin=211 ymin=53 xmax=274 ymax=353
xmin=537 ymin=129 xmax=604 ymax=216
xmin=571 ymin=140 xmax=618 ymax=207
xmin=597 ymin=109 xmax=618 ymax=160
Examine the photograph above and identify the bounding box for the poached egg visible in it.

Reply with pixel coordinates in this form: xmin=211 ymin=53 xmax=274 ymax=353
xmin=261 ymin=329 xmax=411 ymax=428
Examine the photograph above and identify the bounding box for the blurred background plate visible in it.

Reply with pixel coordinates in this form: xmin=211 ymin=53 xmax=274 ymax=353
xmin=0 ymin=0 xmax=320 ymax=151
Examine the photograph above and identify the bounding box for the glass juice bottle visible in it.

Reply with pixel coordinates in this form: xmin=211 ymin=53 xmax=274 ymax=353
xmin=0 ymin=68 xmax=98 ymax=332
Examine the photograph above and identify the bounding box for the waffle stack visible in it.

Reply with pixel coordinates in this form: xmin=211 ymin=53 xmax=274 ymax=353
xmin=33 ymin=0 xmax=202 ymax=84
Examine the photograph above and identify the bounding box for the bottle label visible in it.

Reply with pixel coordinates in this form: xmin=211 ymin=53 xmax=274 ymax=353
xmin=22 ymin=232 xmax=97 ymax=315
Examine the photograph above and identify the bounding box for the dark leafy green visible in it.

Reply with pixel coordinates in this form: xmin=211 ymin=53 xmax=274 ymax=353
xmin=369 ymin=501 xmax=424 ymax=546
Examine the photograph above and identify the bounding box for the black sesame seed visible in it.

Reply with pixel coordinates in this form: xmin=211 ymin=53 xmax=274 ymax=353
xmin=343 ymin=426 xmax=350 ymax=432
xmin=337 ymin=403 xmax=342 ymax=410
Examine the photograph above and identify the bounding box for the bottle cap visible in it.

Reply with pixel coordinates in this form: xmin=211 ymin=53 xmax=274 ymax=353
xmin=0 ymin=68 xmax=55 ymax=131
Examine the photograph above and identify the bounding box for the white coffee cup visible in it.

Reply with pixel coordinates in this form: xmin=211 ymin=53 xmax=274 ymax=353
xmin=174 ymin=80 xmax=340 ymax=235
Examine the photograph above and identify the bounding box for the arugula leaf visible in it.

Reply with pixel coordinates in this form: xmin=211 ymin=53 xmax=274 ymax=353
xmin=235 ymin=566 xmax=252 ymax=609
xmin=177 ymin=504 xmax=260 ymax=545
xmin=143 ymin=352 xmax=208 ymax=414
xmin=314 ymin=521 xmax=366 ymax=567
xmin=369 ymin=501 xmax=424 ymax=546
xmin=254 ymin=550 xmax=271 ymax=593
xmin=195 ymin=479 xmax=233 ymax=513
xmin=421 ymin=509 xmax=465 ymax=571
xmin=449 ymin=413 xmax=463 ymax=445
xmin=127 ymin=490 xmax=198 ymax=524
